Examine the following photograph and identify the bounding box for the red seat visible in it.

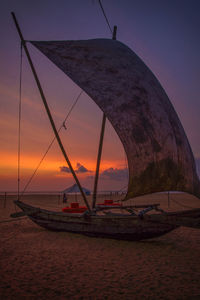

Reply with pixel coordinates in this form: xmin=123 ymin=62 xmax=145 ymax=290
xmin=62 ymin=202 xmax=87 ymax=213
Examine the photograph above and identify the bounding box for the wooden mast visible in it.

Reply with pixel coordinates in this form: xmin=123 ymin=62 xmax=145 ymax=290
xmin=92 ymin=26 xmax=117 ymax=209
xmin=11 ymin=12 xmax=91 ymax=212
xmin=92 ymin=113 xmax=106 ymax=208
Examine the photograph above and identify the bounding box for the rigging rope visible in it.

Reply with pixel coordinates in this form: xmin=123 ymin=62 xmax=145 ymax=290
xmin=19 ymin=1 xmax=113 ymax=198
xmin=19 ymin=90 xmax=84 ymax=199
xmin=98 ymin=0 xmax=113 ymax=35
xmin=17 ymin=42 xmax=23 ymax=200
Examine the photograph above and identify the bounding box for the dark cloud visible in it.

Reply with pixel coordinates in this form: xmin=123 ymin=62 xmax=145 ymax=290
xmin=100 ymin=167 xmax=128 ymax=181
xmin=76 ymin=162 xmax=90 ymax=173
xmin=60 ymin=166 xmax=71 ymax=173
xmin=60 ymin=163 xmax=91 ymax=174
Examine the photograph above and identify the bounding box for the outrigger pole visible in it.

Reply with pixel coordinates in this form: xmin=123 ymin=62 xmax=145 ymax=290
xmin=92 ymin=26 xmax=117 ymax=209
xmin=11 ymin=12 xmax=91 ymax=212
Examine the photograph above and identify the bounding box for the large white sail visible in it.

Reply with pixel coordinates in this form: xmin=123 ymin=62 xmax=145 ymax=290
xmin=31 ymin=39 xmax=200 ymax=199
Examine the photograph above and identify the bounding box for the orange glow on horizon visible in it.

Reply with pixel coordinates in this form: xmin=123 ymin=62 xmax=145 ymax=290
xmin=0 ymin=152 xmax=126 ymax=176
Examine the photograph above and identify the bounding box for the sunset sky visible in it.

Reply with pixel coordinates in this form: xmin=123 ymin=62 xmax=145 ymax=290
xmin=0 ymin=0 xmax=200 ymax=192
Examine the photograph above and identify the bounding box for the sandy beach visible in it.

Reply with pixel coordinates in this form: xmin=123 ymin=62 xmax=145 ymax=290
xmin=0 ymin=193 xmax=200 ymax=299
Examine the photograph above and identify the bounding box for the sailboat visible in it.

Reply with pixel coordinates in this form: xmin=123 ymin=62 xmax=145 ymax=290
xmin=11 ymin=12 xmax=200 ymax=240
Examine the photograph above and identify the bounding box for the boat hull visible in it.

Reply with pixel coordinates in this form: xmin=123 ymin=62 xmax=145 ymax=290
xmin=14 ymin=200 xmax=178 ymax=241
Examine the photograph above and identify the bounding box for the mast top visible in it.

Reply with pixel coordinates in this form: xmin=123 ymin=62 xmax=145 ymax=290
xmin=112 ymin=25 xmax=117 ymax=40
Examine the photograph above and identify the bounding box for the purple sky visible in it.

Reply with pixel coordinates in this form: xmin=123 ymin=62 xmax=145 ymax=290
xmin=0 ymin=0 xmax=200 ymax=191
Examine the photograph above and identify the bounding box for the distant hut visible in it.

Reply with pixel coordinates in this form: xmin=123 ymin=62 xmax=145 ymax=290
xmin=63 ymin=184 xmax=91 ymax=201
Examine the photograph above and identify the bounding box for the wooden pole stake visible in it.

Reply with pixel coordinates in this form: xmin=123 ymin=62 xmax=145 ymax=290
xmin=92 ymin=26 xmax=118 ymax=209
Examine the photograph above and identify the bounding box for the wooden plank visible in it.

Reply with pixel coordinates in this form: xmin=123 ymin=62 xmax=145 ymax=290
xmin=96 ymin=204 xmax=160 ymax=210
xmin=147 ymin=214 xmax=200 ymax=229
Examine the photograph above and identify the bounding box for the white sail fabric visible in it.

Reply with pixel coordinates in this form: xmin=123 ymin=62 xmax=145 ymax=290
xmin=31 ymin=39 xmax=200 ymax=199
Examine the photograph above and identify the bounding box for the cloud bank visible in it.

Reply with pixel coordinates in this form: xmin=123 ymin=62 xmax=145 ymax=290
xmin=60 ymin=162 xmax=91 ymax=174
xmin=76 ymin=162 xmax=91 ymax=173
xmin=60 ymin=166 xmax=71 ymax=173
xmin=87 ymin=167 xmax=128 ymax=181
xmin=100 ymin=167 xmax=128 ymax=181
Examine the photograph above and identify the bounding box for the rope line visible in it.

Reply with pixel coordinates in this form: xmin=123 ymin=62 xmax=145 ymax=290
xmin=18 ymin=0 xmax=113 ymax=198
xmin=19 ymin=90 xmax=84 ymax=199
xmin=99 ymin=0 xmax=113 ymax=35
xmin=17 ymin=42 xmax=23 ymax=200
xmin=62 ymin=90 xmax=83 ymax=129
